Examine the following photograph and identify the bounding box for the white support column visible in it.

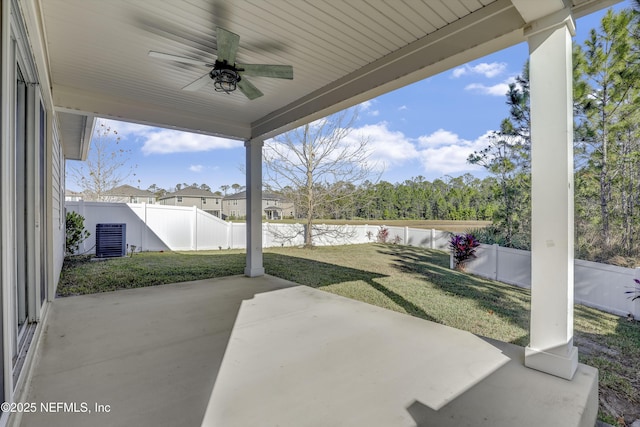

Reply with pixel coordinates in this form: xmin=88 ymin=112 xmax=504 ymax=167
xmin=524 ymin=9 xmax=578 ymax=380
xmin=245 ymin=138 xmax=265 ymax=277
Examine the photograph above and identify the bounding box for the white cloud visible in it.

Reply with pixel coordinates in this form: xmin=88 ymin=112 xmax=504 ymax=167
xmin=359 ymin=100 xmax=374 ymax=110
xmin=342 ymin=123 xmax=491 ymax=179
xmin=96 ymin=118 xmax=242 ymax=155
xmin=358 ymin=99 xmax=380 ymax=117
xmin=418 ymin=129 xmax=462 ymax=147
xmin=418 ymin=130 xmax=491 ymax=176
xmin=351 ymin=123 xmax=419 ymax=169
xmin=189 ymin=164 xmax=204 ymax=172
xmin=398 ymin=105 xmax=408 ymax=111
xmin=472 ymin=62 xmax=507 ymax=78
xmin=464 ymin=82 xmax=510 ymax=97
xmin=272 ymin=122 xmax=492 ymax=179
xmin=452 ymin=67 xmax=467 ymax=78
xmin=141 ymin=130 xmax=241 ymax=154
xmin=451 ymin=62 xmax=507 ymax=78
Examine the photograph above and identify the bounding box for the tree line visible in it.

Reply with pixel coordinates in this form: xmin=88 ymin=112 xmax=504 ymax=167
xmin=303 ymin=175 xmax=498 ymax=222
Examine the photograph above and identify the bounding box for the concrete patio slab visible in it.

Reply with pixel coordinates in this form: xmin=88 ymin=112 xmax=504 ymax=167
xmin=18 ymin=275 xmax=597 ymax=427
xmin=202 ymin=284 xmax=598 ymax=427
xmin=18 ymin=275 xmax=294 ymax=427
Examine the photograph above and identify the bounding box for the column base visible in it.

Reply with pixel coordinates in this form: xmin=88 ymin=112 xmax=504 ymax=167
xmin=525 ymin=345 xmax=578 ymax=380
xmin=244 ymin=266 xmax=265 ymax=278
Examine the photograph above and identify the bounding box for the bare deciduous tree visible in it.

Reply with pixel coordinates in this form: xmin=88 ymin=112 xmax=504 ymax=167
xmin=69 ymin=122 xmax=136 ymax=201
xmin=264 ymin=108 xmax=380 ymax=247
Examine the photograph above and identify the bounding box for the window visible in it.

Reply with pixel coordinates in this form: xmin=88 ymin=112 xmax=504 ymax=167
xmin=177 ymin=196 xmax=183 ymax=203
xmin=202 ymin=197 xmax=206 ymax=204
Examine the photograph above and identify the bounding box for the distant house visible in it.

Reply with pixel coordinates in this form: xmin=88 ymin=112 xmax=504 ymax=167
xmin=222 ymin=191 xmax=294 ymax=220
xmin=103 ymin=184 xmax=156 ymax=204
xmin=158 ymin=186 xmax=223 ymax=217
xmin=65 ymin=190 xmax=84 ymax=202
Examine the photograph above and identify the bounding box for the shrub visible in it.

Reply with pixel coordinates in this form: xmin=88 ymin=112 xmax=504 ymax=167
xmin=66 ymin=211 xmax=90 ymax=255
xmin=450 ymin=233 xmax=480 ymax=269
xmin=377 ymin=226 xmax=389 ymax=243
xmin=468 ymin=225 xmax=530 ymax=251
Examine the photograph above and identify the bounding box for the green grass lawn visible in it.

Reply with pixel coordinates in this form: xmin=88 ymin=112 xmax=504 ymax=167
xmin=58 ymin=244 xmax=639 ymax=426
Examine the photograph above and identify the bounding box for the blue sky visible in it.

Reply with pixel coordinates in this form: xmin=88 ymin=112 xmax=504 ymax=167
xmin=66 ymin=1 xmax=632 ymax=193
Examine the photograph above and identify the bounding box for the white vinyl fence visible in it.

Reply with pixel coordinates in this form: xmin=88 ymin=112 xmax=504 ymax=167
xmin=66 ymin=201 xmax=451 ymax=254
xmin=460 ymin=243 xmax=640 ymax=319
xmin=66 ymin=201 xmax=639 ymax=319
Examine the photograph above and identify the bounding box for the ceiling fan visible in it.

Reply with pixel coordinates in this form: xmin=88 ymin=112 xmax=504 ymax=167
xmin=149 ymin=27 xmax=293 ymax=100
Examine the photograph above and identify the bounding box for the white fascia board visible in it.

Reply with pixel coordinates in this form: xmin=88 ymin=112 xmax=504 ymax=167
xmin=79 ymin=115 xmax=95 ymax=161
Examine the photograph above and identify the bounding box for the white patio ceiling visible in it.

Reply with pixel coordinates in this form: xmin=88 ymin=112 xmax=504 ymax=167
xmin=36 ymin=0 xmax=620 ymax=159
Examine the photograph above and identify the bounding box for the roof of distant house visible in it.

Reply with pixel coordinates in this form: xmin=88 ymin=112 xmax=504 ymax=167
xmin=159 ymin=186 xmax=220 ymax=199
xmin=223 ymin=190 xmax=287 ymax=201
xmin=104 ymin=184 xmax=155 ymax=197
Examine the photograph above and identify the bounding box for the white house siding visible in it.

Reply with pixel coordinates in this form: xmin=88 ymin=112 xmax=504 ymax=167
xmin=52 ymin=120 xmax=65 ymax=289
xmin=0 ymin=1 xmax=72 ymax=420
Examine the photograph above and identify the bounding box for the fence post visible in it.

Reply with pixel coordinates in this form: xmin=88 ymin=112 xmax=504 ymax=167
xmin=431 ymin=229 xmax=436 ymax=249
xmin=449 ymin=247 xmax=454 ymax=269
xmin=77 ymin=200 xmax=86 ymax=253
xmin=493 ymin=244 xmax=499 ymax=281
xmin=404 ymin=226 xmax=409 ymax=245
xmin=635 ymin=268 xmax=640 ymax=319
xmin=142 ymin=203 xmax=148 ymax=252
xmin=192 ymin=206 xmax=198 ymax=251
xmin=263 ymin=222 xmax=268 ymax=249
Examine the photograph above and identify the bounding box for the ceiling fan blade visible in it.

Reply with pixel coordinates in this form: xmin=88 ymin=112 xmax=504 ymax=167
xmin=237 ymin=78 xmax=263 ymax=100
xmin=237 ymin=64 xmax=293 ymax=79
xmin=216 ymin=27 xmax=240 ymax=64
xmin=182 ymin=73 xmax=211 ymax=91
xmin=149 ymin=51 xmax=213 ymax=67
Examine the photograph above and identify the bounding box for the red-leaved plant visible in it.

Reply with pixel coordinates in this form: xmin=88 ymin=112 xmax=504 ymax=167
xmin=450 ymin=233 xmax=480 ymax=270
xmin=626 ymin=279 xmax=640 ymax=302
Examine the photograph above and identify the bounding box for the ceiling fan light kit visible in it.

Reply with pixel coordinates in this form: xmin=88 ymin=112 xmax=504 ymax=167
xmin=149 ymin=27 xmax=293 ymax=100
xmin=210 ymin=60 xmax=242 ymax=94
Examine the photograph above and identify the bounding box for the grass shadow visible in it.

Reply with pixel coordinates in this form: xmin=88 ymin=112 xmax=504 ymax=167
xmin=377 ymin=245 xmax=531 ymax=338
xmin=263 ymin=253 xmax=439 ymax=322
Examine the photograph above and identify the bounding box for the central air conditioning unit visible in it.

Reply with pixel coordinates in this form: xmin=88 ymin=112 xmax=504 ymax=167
xmin=95 ymin=223 xmax=126 ymax=258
